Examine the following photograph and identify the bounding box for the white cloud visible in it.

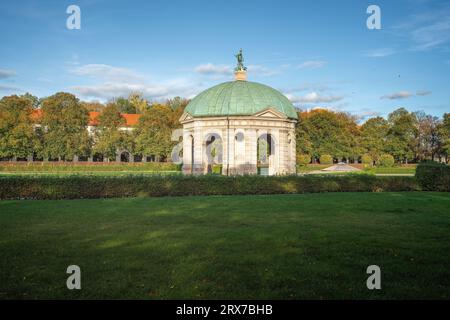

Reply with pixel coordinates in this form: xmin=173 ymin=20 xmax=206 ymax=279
xmin=0 ymin=84 xmax=20 ymax=92
xmin=193 ymin=63 xmax=278 ymax=77
xmin=416 ymin=90 xmax=432 ymax=96
xmin=354 ymin=109 xmax=382 ymax=121
xmin=380 ymin=91 xmax=413 ymax=100
xmin=286 ymin=91 xmax=344 ymax=104
xmin=393 ymin=5 xmax=450 ymax=51
xmin=69 ymin=63 xmax=202 ymax=101
xmin=69 ymin=64 xmax=144 ymax=82
xmin=246 ymin=64 xmax=278 ymax=76
xmin=363 ymin=48 xmax=396 ymax=58
xmin=194 ymin=63 xmax=232 ymax=75
xmin=71 ymin=79 xmax=201 ymax=102
xmin=297 ymin=60 xmax=327 ymax=69
xmin=0 ymin=69 xmax=16 ymax=79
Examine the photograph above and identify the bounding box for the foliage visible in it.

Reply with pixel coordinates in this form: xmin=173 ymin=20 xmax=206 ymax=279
xmin=129 ymin=92 xmax=149 ymax=113
xmin=297 ymin=154 xmax=311 ymax=166
xmin=93 ymin=103 xmax=132 ymax=159
xmin=296 ymin=110 xmax=360 ymax=162
xmin=0 ymin=95 xmax=36 ymax=159
xmin=361 ymin=154 xmax=373 ymax=166
xmin=40 ymin=92 xmax=91 ymax=160
xmin=415 ymin=161 xmax=450 ymax=191
xmin=319 ymin=154 xmax=333 ymax=165
xmin=134 ymin=103 xmax=181 ymax=159
xmin=360 ymin=117 xmax=388 ymax=162
xmin=378 ymin=154 xmax=395 ymax=167
xmin=212 ymin=164 xmax=222 ymax=175
xmin=0 ymin=174 xmax=419 ymax=200
xmin=385 ymin=108 xmax=417 ymax=163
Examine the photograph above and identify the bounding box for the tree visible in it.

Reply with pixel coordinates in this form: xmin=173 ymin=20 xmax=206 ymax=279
xmin=385 ymin=108 xmax=417 ymax=163
xmin=413 ymin=111 xmax=441 ymax=161
xmin=166 ymin=96 xmax=189 ymax=111
xmin=112 ymin=97 xmax=137 ymax=114
xmin=361 ymin=154 xmax=373 ymax=167
xmin=295 ymin=109 xmax=359 ymax=162
xmin=438 ymin=113 xmax=450 ymax=162
xmin=41 ymin=92 xmax=91 ymax=160
xmin=129 ymin=92 xmax=149 ymax=113
xmin=360 ymin=117 xmax=389 ymax=163
xmin=378 ymin=154 xmax=395 ymax=167
xmin=0 ymin=95 xmax=36 ymax=159
xmin=92 ymin=103 xmax=130 ymax=160
xmin=134 ymin=104 xmax=177 ymax=159
xmin=81 ymin=101 xmax=105 ymax=112
xmin=21 ymin=92 xmax=41 ymax=109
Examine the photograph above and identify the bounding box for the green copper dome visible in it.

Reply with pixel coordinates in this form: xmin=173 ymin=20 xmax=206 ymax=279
xmin=185 ymin=80 xmax=298 ymax=120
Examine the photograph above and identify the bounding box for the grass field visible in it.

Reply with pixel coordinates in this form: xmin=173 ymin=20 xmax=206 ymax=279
xmin=1 ymin=192 xmax=449 ymax=299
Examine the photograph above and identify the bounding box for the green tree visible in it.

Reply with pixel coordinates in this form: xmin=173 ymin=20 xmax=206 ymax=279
xmin=295 ymin=109 xmax=359 ymax=162
xmin=41 ymin=92 xmax=91 ymax=160
xmin=438 ymin=113 xmax=450 ymax=162
xmin=166 ymin=96 xmax=189 ymax=110
xmin=134 ymin=104 xmax=176 ymax=159
xmin=385 ymin=108 xmax=417 ymax=163
xmin=0 ymin=95 xmax=36 ymax=159
xmin=112 ymin=97 xmax=137 ymax=114
xmin=129 ymin=92 xmax=149 ymax=113
xmin=21 ymin=92 xmax=41 ymax=109
xmin=92 ymin=103 xmax=130 ymax=160
xmin=360 ymin=117 xmax=389 ymax=162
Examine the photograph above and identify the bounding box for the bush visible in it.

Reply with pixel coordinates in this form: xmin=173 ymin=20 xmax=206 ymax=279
xmin=361 ymin=154 xmax=373 ymax=167
xmin=320 ymin=154 xmax=333 ymax=165
xmin=0 ymin=174 xmax=420 ymax=200
xmin=378 ymin=154 xmax=395 ymax=167
xmin=0 ymin=162 xmax=181 ymax=172
xmin=212 ymin=164 xmax=222 ymax=175
xmin=416 ymin=161 xmax=450 ymax=191
xmin=297 ymin=154 xmax=311 ymax=166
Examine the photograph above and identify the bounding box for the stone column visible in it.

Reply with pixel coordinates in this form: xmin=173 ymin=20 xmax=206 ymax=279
xmin=193 ymin=126 xmax=204 ymax=174
xmin=182 ymin=131 xmax=194 ymax=174
xmin=245 ymin=128 xmax=257 ymax=175
xmin=223 ymin=126 xmax=235 ymax=175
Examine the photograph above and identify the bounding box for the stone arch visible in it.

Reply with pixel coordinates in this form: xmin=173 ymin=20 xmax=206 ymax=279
xmin=203 ymin=132 xmax=223 ymax=174
xmin=117 ymin=150 xmax=132 ymax=163
xmin=234 ymin=130 xmax=245 ymax=163
xmin=257 ymin=133 xmax=276 ymax=175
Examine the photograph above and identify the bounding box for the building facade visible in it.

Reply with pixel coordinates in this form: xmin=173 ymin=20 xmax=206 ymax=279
xmin=180 ymin=52 xmax=298 ymax=175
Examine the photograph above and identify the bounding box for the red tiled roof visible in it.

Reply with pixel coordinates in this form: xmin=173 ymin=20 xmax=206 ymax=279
xmin=31 ymin=109 xmax=141 ymax=127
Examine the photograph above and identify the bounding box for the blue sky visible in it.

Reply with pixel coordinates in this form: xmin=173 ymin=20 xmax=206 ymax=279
xmin=0 ymin=0 xmax=449 ymax=120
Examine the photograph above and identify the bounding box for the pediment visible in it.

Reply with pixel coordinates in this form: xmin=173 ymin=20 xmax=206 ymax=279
xmin=179 ymin=112 xmax=193 ymax=122
xmin=253 ymin=108 xmax=287 ymax=119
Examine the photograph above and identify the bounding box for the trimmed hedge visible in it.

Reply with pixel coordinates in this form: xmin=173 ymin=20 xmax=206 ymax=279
xmin=378 ymin=154 xmax=395 ymax=167
xmin=415 ymin=161 xmax=450 ymax=191
xmin=0 ymin=162 xmax=181 ymax=172
xmin=0 ymin=174 xmax=420 ymax=200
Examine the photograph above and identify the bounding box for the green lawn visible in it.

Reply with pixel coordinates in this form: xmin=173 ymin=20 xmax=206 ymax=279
xmin=1 ymin=192 xmax=449 ymax=299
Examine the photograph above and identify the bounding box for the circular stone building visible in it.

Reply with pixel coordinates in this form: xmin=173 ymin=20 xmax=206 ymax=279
xmin=180 ymin=51 xmax=297 ymax=175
